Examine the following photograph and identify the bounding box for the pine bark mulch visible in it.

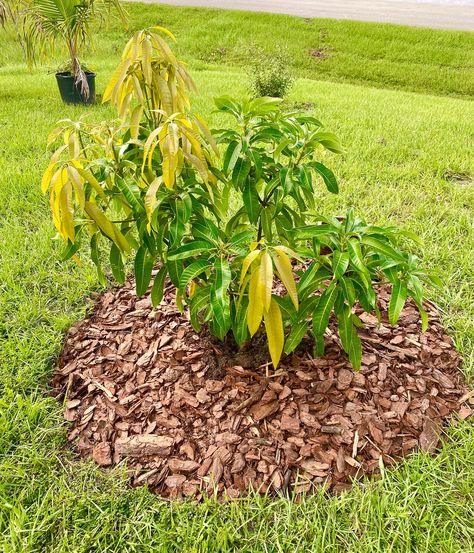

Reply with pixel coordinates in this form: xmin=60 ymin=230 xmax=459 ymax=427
xmin=52 ymin=280 xmax=472 ymax=499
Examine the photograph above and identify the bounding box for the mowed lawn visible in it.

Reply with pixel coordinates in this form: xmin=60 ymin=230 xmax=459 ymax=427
xmin=0 ymin=3 xmax=474 ymax=552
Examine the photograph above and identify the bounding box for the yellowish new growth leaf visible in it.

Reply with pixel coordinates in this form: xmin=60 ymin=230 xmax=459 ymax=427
xmin=67 ymin=166 xmax=85 ymax=209
xmin=130 ymin=105 xmax=143 ymax=140
xmin=84 ymin=202 xmax=130 ymax=253
xmin=41 ymin=163 xmax=56 ymax=194
xmin=59 ymin=180 xmax=75 ymax=242
xmin=260 ymin=251 xmax=273 ymax=312
xmin=73 ymin=165 xmax=107 ymax=201
xmin=151 ymin=25 xmax=177 ymax=41
xmin=144 ymin=176 xmax=162 ymax=230
xmin=247 ymin=266 xmax=264 ymax=336
xmin=274 ymin=249 xmax=298 ymax=310
xmin=141 ymin=35 xmax=153 ymax=86
xmin=240 ymin=249 xmax=261 ymax=286
xmin=264 ymin=298 xmax=284 ymax=367
xmin=67 ymin=132 xmax=79 ymax=159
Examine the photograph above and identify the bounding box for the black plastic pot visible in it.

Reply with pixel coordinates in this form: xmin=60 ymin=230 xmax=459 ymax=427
xmin=55 ymin=71 xmax=96 ymax=104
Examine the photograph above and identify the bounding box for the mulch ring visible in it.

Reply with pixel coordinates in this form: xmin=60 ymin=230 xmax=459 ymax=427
xmin=52 ymin=279 xmax=473 ymax=500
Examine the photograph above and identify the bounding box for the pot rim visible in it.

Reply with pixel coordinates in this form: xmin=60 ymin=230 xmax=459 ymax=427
xmin=55 ymin=71 xmax=96 ymax=78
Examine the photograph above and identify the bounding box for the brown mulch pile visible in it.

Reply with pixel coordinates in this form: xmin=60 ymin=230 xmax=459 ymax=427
xmin=52 ymin=279 xmax=472 ymax=499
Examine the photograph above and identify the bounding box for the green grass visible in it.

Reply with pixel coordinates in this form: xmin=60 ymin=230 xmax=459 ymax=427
xmin=2 ymin=2 xmax=473 ymax=98
xmin=1 ymin=3 xmax=474 ymax=552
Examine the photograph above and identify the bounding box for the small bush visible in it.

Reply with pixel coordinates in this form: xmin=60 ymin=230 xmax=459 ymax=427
xmin=250 ymin=50 xmax=294 ymax=99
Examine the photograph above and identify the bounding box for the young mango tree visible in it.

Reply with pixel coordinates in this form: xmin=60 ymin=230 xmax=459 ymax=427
xmin=42 ymin=27 xmax=438 ymax=370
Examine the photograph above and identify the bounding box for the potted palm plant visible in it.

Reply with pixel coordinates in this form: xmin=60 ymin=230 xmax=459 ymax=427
xmin=17 ymin=0 xmax=127 ymax=104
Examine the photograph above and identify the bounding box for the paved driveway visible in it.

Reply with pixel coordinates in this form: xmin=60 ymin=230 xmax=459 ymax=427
xmin=126 ymin=0 xmax=474 ymax=31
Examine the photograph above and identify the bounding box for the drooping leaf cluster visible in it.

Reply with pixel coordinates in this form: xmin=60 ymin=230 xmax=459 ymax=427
xmin=42 ymin=27 xmax=438 ymax=369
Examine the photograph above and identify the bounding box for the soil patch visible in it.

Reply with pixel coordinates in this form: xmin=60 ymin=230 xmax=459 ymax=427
xmin=53 ymin=279 xmax=471 ymax=499
xmin=308 ymin=47 xmax=331 ymax=61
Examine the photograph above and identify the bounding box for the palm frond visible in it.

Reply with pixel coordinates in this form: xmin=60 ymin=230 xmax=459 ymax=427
xmin=18 ymin=0 xmax=127 ymax=69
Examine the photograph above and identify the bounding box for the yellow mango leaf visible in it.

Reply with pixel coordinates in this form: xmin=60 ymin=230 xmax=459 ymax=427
xmin=162 ymin=157 xmax=176 ymax=190
xmin=75 ymin=168 xmax=107 ymax=201
xmin=156 ymin=74 xmax=173 ymax=114
xmin=152 ymin=34 xmax=178 ymax=65
xmin=274 ymin=250 xmax=298 ymax=310
xmin=84 ymin=201 xmax=130 ymax=253
xmin=194 ymin=114 xmax=219 ymax=155
xmin=240 ymin=249 xmax=261 ymax=286
xmin=67 ymin=166 xmax=85 ymax=209
xmin=50 ymin=144 xmax=68 ymax=165
xmin=47 ymin=126 xmax=63 ymax=146
xmin=49 ymin=168 xmax=63 ymax=232
xmin=59 ymin=180 xmax=75 ymax=242
xmin=151 ymin=25 xmax=177 ymax=41
xmin=41 ymin=162 xmax=56 ymax=194
xmin=264 ymin=298 xmax=284 ymax=368
xmin=130 ymin=105 xmax=143 ymax=140
xmin=103 ymin=58 xmax=132 ymax=104
xmin=141 ymin=36 xmax=153 ymax=86
xmin=132 ymin=75 xmax=145 ymax=105
xmin=260 ymin=251 xmax=273 ymax=312
xmin=144 ymin=176 xmax=162 ymax=228
xmin=247 ymin=266 xmax=264 ymax=336
xmin=274 ymin=244 xmax=305 ymax=263
xmin=119 ymin=91 xmax=132 ymax=121
xmin=182 ymin=151 xmax=208 ymax=183
xmin=68 ymin=132 xmax=79 ymax=159
xmin=142 ymin=126 xmax=162 ymax=174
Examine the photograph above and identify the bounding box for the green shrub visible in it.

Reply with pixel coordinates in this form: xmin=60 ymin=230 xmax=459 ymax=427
xmin=250 ymin=50 xmax=294 ymax=99
xmin=42 ymin=27 xmax=438 ymax=370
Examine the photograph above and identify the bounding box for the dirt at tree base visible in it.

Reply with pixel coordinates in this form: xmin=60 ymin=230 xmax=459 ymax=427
xmin=52 ymin=280 xmax=472 ymax=500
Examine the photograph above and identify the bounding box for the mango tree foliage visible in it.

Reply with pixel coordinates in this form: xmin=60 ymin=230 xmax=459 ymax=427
xmin=42 ymin=27 xmax=438 ymax=369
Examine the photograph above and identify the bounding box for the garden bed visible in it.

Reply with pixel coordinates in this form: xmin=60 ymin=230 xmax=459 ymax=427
xmin=53 ymin=279 xmax=471 ymax=500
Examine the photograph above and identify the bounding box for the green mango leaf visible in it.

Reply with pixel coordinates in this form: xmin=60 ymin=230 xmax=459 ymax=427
xmin=336 ymin=306 xmax=362 ymax=370
xmin=110 ymin=243 xmax=125 ymax=284
xmin=261 ymin=206 xmax=274 ymax=241
xmin=232 ymin=157 xmax=251 ymax=188
xmin=293 ymin=224 xmax=334 ymax=240
xmin=179 ymin=259 xmax=210 ymax=289
xmin=388 ymin=280 xmax=408 ymax=325
xmin=61 ymin=237 xmax=81 ymax=262
xmin=151 ymin=265 xmax=167 ymax=307
xmin=284 ymin=321 xmax=308 ymax=355
xmin=340 ymin=276 xmax=356 ymax=307
xmin=332 ymin=251 xmax=350 ymax=279
xmin=232 ymin=297 xmax=249 ymax=347
xmin=312 ymin=282 xmax=338 ymax=337
xmin=243 ymin=181 xmax=261 ymax=224
xmin=313 ymin=132 xmax=344 ymax=154
xmin=116 ymin=177 xmax=144 ymax=213
xmin=90 ymin=233 xmax=107 ymax=286
xmin=170 ymin=199 xmax=186 ymax=247
xmin=168 ymin=240 xmax=214 ymax=261
xmin=223 ymin=141 xmax=242 ymax=174
xmin=347 ymin=239 xmax=370 ymax=282
xmin=362 ymin=236 xmax=406 ymax=264
xmin=311 ymin=161 xmax=339 ymax=194
xmin=189 ymin=286 xmax=211 ymax=332
xmin=214 ymin=96 xmax=241 ymax=115
xmin=248 ymin=149 xmax=263 ymax=180
xmin=134 ymin=246 xmax=154 ymax=296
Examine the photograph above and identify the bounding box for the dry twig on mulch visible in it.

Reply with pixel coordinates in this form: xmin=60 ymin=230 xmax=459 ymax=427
xmin=53 ymin=280 xmax=471 ymax=499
